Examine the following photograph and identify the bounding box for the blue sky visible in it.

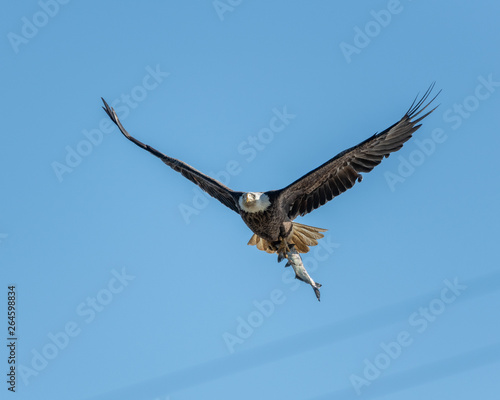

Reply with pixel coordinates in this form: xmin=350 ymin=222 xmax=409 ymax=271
xmin=1 ymin=1 xmax=500 ymax=399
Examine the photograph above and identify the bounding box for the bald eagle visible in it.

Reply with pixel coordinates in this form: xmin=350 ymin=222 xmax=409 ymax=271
xmin=102 ymin=85 xmax=438 ymax=264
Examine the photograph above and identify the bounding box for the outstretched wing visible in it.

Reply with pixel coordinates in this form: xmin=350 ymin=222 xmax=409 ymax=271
xmin=275 ymin=84 xmax=440 ymax=220
xmin=102 ymin=99 xmax=243 ymax=213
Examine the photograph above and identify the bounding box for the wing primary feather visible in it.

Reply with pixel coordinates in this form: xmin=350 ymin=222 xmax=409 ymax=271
xmin=101 ymin=98 xmax=242 ymax=213
xmin=275 ymin=84 xmax=440 ymax=220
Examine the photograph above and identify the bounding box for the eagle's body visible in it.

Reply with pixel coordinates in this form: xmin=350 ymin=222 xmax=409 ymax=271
xmin=101 ymin=84 xmax=439 ymax=293
xmin=240 ymin=194 xmax=286 ymax=243
xmin=237 ymin=191 xmax=327 ymax=258
xmin=238 ymin=192 xmax=289 ymax=242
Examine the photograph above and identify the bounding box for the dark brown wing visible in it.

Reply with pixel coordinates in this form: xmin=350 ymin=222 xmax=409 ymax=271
xmin=101 ymin=99 xmax=242 ymax=213
xmin=274 ymin=84 xmax=440 ymax=220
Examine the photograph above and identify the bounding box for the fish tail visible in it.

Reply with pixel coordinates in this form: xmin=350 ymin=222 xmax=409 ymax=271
xmin=312 ymin=282 xmax=322 ymax=301
xmin=313 ymin=285 xmax=321 ymax=302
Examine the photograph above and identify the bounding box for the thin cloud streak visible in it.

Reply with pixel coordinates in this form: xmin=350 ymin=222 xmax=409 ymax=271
xmin=313 ymin=342 xmax=500 ymax=399
xmin=86 ymin=272 xmax=500 ymax=400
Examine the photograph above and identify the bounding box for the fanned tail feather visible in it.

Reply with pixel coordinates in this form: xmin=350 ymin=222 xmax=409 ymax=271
xmin=247 ymin=222 xmax=327 ymax=255
xmin=291 ymin=223 xmax=327 ymax=253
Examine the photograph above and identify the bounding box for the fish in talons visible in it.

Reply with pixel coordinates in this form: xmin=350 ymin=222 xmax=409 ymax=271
xmin=285 ymin=244 xmax=322 ymax=301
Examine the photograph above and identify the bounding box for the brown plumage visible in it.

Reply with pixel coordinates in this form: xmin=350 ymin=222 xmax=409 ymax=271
xmin=273 ymin=84 xmax=439 ymax=222
xmin=102 ymin=84 xmax=439 ymax=264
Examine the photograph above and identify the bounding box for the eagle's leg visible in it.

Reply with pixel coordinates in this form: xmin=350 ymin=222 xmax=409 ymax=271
xmin=273 ymin=240 xmax=291 ymax=263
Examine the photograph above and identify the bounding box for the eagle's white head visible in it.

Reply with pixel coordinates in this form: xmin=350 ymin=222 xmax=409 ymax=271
xmin=239 ymin=192 xmax=271 ymax=213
